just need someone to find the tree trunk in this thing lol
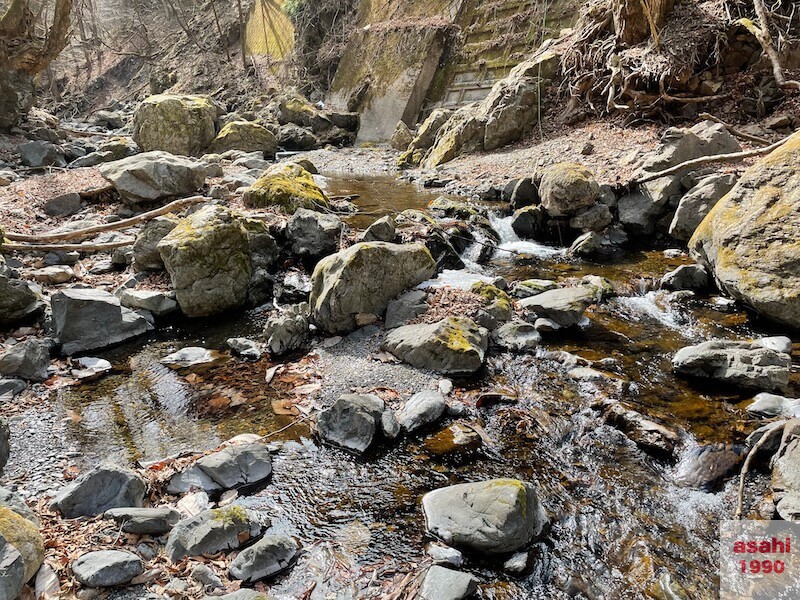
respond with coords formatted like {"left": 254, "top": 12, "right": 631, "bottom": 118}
{"left": 612, "top": 0, "right": 673, "bottom": 46}
{"left": 0, "top": 0, "right": 74, "bottom": 129}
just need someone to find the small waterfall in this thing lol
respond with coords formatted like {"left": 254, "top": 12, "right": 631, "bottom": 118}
{"left": 612, "top": 290, "right": 694, "bottom": 334}
{"left": 489, "top": 214, "right": 567, "bottom": 259}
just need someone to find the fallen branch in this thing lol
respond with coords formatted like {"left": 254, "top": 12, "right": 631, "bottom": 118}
{"left": 2, "top": 240, "right": 135, "bottom": 253}
{"left": 740, "top": 1, "right": 800, "bottom": 91}
{"left": 635, "top": 137, "right": 789, "bottom": 183}
{"left": 699, "top": 112, "right": 772, "bottom": 146}
{"left": 736, "top": 420, "right": 787, "bottom": 520}
{"left": 4, "top": 196, "right": 209, "bottom": 243}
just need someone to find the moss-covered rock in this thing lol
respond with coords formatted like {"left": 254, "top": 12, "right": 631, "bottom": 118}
{"left": 311, "top": 242, "right": 436, "bottom": 334}
{"left": 243, "top": 163, "right": 328, "bottom": 212}
{"left": 690, "top": 130, "right": 800, "bottom": 328}
{"left": 133, "top": 94, "right": 218, "bottom": 156}
{"left": 0, "top": 507, "right": 44, "bottom": 581}
{"left": 158, "top": 205, "right": 252, "bottom": 317}
{"left": 381, "top": 316, "right": 489, "bottom": 375}
{"left": 422, "top": 104, "right": 486, "bottom": 169}
{"left": 538, "top": 162, "right": 600, "bottom": 217}
{"left": 208, "top": 120, "right": 277, "bottom": 156}
{"left": 428, "top": 197, "right": 481, "bottom": 220}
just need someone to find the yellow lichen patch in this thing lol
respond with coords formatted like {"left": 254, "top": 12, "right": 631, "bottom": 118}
{"left": 243, "top": 162, "right": 328, "bottom": 212}
{"left": 0, "top": 507, "right": 44, "bottom": 581}
{"left": 209, "top": 120, "right": 277, "bottom": 155}
{"left": 211, "top": 505, "right": 249, "bottom": 526}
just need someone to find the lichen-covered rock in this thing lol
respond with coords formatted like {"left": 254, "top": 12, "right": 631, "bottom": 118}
{"left": 99, "top": 151, "right": 207, "bottom": 204}
{"left": 390, "top": 121, "right": 414, "bottom": 151}
{"left": 422, "top": 479, "right": 547, "bottom": 554}
{"left": 311, "top": 242, "right": 436, "bottom": 334}
{"left": 243, "top": 162, "right": 328, "bottom": 212}
{"left": 158, "top": 205, "right": 252, "bottom": 317}
{"left": 133, "top": 94, "right": 218, "bottom": 156}
{"left": 165, "top": 507, "right": 269, "bottom": 561}
{"left": 209, "top": 121, "right": 278, "bottom": 156}
{"left": 398, "top": 109, "right": 452, "bottom": 168}
{"left": 422, "top": 105, "right": 485, "bottom": 169}
{"left": 0, "top": 507, "right": 45, "bottom": 582}
{"left": 381, "top": 316, "right": 489, "bottom": 375}
{"left": 538, "top": 163, "right": 600, "bottom": 217}
{"left": 690, "top": 131, "right": 800, "bottom": 328}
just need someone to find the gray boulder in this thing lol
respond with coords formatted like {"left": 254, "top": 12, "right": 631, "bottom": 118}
{"left": 669, "top": 173, "right": 737, "bottom": 240}
{"left": 362, "top": 216, "right": 396, "bottom": 242}
{"left": 311, "top": 242, "right": 436, "bottom": 334}
{"left": 18, "top": 141, "right": 66, "bottom": 168}
{"left": 99, "top": 151, "right": 206, "bottom": 204}
{"left": 195, "top": 442, "right": 272, "bottom": 490}
{"left": 0, "top": 487, "right": 38, "bottom": 524}
{"left": 72, "top": 550, "right": 144, "bottom": 587}
{"left": 660, "top": 264, "right": 709, "bottom": 291}
{"left": 385, "top": 290, "right": 428, "bottom": 329}
{"left": 491, "top": 320, "right": 541, "bottom": 352}
{"left": 158, "top": 205, "right": 252, "bottom": 317}
{"left": 672, "top": 340, "right": 791, "bottom": 391}
{"left": 118, "top": 289, "right": 178, "bottom": 316}
{"left": 422, "top": 479, "right": 547, "bottom": 554}
{"left": 228, "top": 534, "right": 299, "bottom": 583}
{"left": 396, "top": 391, "right": 446, "bottom": 433}
{"left": 51, "top": 288, "right": 153, "bottom": 355}
{"left": 0, "top": 275, "right": 44, "bottom": 328}
{"left": 747, "top": 393, "right": 800, "bottom": 418}
{"left": 382, "top": 317, "right": 488, "bottom": 375}
{"left": 43, "top": 192, "right": 82, "bottom": 217}
{"left": 317, "top": 394, "right": 385, "bottom": 454}
{"left": 166, "top": 507, "right": 269, "bottom": 561}
{"left": 288, "top": 208, "right": 343, "bottom": 259}
{"left": 538, "top": 163, "right": 600, "bottom": 217}
{"left": 0, "top": 534, "right": 26, "bottom": 600}
{"left": 419, "top": 566, "right": 479, "bottom": 600}
{"left": 0, "top": 338, "right": 50, "bottom": 381}
{"left": 569, "top": 202, "right": 613, "bottom": 231}
{"left": 104, "top": 507, "right": 181, "bottom": 534}
{"left": 510, "top": 205, "right": 545, "bottom": 239}
{"left": 569, "top": 227, "right": 628, "bottom": 258}
{"left": 264, "top": 304, "right": 310, "bottom": 355}
{"left": 50, "top": 463, "right": 147, "bottom": 518}
{"left": 166, "top": 465, "right": 223, "bottom": 495}
{"left": 133, "top": 216, "right": 179, "bottom": 272}
{"left": 227, "top": 337, "right": 262, "bottom": 360}
{"left": 518, "top": 286, "right": 598, "bottom": 328}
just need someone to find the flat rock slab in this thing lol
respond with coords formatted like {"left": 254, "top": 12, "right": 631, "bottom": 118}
{"left": 422, "top": 478, "right": 547, "bottom": 554}
{"left": 50, "top": 463, "right": 147, "bottom": 519}
{"left": 104, "top": 507, "right": 181, "bottom": 534}
{"left": 228, "top": 534, "right": 299, "bottom": 583}
{"left": 165, "top": 507, "right": 270, "bottom": 561}
{"left": 419, "top": 565, "right": 479, "bottom": 600}
{"left": 72, "top": 550, "right": 144, "bottom": 587}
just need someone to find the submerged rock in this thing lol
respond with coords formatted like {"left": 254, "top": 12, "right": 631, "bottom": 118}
{"left": 165, "top": 507, "right": 269, "bottom": 561}
{"left": 672, "top": 339, "right": 790, "bottom": 391}
{"left": 99, "top": 151, "right": 207, "bottom": 204}
{"left": 227, "top": 337, "right": 262, "bottom": 360}
{"left": 228, "top": 534, "right": 299, "bottom": 583}
{"left": 382, "top": 317, "right": 489, "bottom": 375}
{"left": 52, "top": 288, "right": 153, "bottom": 355}
{"left": 317, "top": 394, "right": 385, "bottom": 454}
{"left": 418, "top": 565, "right": 479, "bottom": 600}
{"left": 690, "top": 130, "right": 800, "bottom": 328}
{"left": 673, "top": 444, "right": 744, "bottom": 492}
{"left": 602, "top": 403, "right": 682, "bottom": 458}
{"left": 422, "top": 478, "right": 547, "bottom": 554}
{"left": 158, "top": 205, "right": 252, "bottom": 317}
{"left": 161, "top": 347, "right": 228, "bottom": 370}
{"left": 50, "top": 463, "right": 147, "bottom": 518}
{"left": 311, "top": 242, "right": 436, "bottom": 334}
{"left": 72, "top": 550, "right": 144, "bottom": 587}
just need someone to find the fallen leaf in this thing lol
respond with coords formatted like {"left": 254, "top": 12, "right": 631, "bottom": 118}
{"left": 293, "top": 383, "right": 322, "bottom": 396}
{"left": 265, "top": 365, "right": 281, "bottom": 384}
{"left": 272, "top": 399, "right": 300, "bottom": 416}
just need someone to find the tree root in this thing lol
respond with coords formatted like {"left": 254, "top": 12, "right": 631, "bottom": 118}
{"left": 735, "top": 420, "right": 787, "bottom": 520}
{"left": 741, "top": 0, "right": 800, "bottom": 92}
{"left": 698, "top": 112, "right": 772, "bottom": 146}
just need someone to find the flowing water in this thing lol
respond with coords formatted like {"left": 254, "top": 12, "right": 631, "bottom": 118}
{"left": 50, "top": 175, "right": 799, "bottom": 599}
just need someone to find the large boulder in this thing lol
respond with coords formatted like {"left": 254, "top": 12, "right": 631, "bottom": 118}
{"left": 0, "top": 275, "right": 44, "bottom": 328}
{"left": 228, "top": 534, "right": 299, "bottom": 583}
{"left": 243, "top": 162, "right": 328, "bottom": 212}
{"left": 317, "top": 394, "right": 385, "bottom": 454}
{"left": 381, "top": 317, "right": 489, "bottom": 376}
{"left": 669, "top": 173, "right": 737, "bottom": 241}
{"left": 690, "top": 131, "right": 800, "bottom": 328}
{"left": 288, "top": 209, "right": 343, "bottom": 259}
{"left": 72, "top": 550, "right": 144, "bottom": 587}
{"left": 50, "top": 463, "right": 147, "bottom": 519}
{"left": 98, "top": 151, "right": 207, "bottom": 204}
{"left": 52, "top": 288, "right": 153, "bottom": 355}
{"left": 422, "top": 479, "right": 547, "bottom": 554}
{"left": 0, "top": 338, "right": 50, "bottom": 382}
{"left": 672, "top": 340, "right": 791, "bottom": 392}
{"left": 158, "top": 205, "right": 253, "bottom": 317}
{"left": 208, "top": 120, "right": 278, "bottom": 156}
{"left": 0, "top": 507, "right": 45, "bottom": 583}
{"left": 538, "top": 163, "right": 600, "bottom": 217}
{"left": 398, "top": 109, "right": 452, "bottom": 167}
{"left": 310, "top": 242, "right": 436, "bottom": 334}
{"left": 165, "top": 507, "right": 269, "bottom": 561}
{"left": 133, "top": 94, "right": 218, "bottom": 156}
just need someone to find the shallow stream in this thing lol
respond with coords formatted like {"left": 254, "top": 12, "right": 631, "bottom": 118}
{"left": 43, "top": 174, "right": 800, "bottom": 598}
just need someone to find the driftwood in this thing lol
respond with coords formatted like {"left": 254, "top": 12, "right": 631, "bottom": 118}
{"left": 740, "top": 0, "right": 800, "bottom": 91}
{"left": 4, "top": 196, "right": 208, "bottom": 243}
{"left": 699, "top": 112, "right": 772, "bottom": 146}
{"left": 634, "top": 137, "right": 789, "bottom": 184}
{"left": 2, "top": 240, "right": 135, "bottom": 253}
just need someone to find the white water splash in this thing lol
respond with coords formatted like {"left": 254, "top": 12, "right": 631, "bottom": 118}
{"left": 489, "top": 214, "right": 567, "bottom": 259}
{"left": 612, "top": 291, "right": 694, "bottom": 333}
{"left": 418, "top": 269, "right": 493, "bottom": 290}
